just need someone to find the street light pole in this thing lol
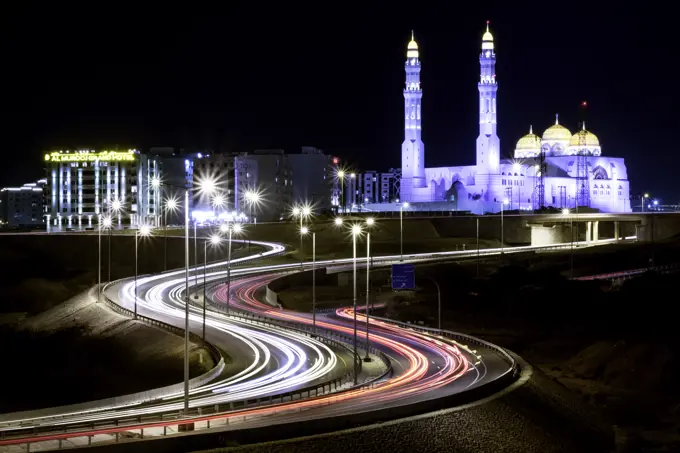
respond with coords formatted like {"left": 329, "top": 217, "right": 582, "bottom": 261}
{"left": 570, "top": 214, "right": 574, "bottom": 279}
{"left": 364, "top": 230, "right": 370, "bottom": 360}
{"left": 203, "top": 240, "right": 207, "bottom": 340}
{"left": 108, "top": 213, "right": 112, "bottom": 284}
{"left": 299, "top": 215, "right": 303, "bottom": 266}
{"left": 226, "top": 228, "right": 233, "bottom": 316}
{"left": 352, "top": 226, "right": 358, "bottom": 385}
{"left": 312, "top": 232, "right": 316, "bottom": 334}
{"left": 193, "top": 220, "right": 198, "bottom": 298}
{"left": 134, "top": 228, "right": 138, "bottom": 319}
{"left": 183, "top": 189, "right": 190, "bottom": 420}
{"left": 500, "top": 201, "right": 506, "bottom": 255}
{"left": 341, "top": 178, "right": 344, "bottom": 214}
{"left": 476, "top": 217, "right": 480, "bottom": 277}
{"left": 98, "top": 214, "right": 101, "bottom": 303}
{"left": 164, "top": 207, "right": 168, "bottom": 271}
{"left": 400, "top": 207, "right": 403, "bottom": 261}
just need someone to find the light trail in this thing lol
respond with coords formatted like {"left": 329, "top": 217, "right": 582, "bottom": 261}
{"left": 0, "top": 235, "right": 597, "bottom": 448}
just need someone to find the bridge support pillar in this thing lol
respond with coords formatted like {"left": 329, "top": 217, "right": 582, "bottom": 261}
{"left": 614, "top": 221, "right": 620, "bottom": 241}
{"left": 586, "top": 221, "right": 592, "bottom": 244}
{"left": 593, "top": 221, "right": 600, "bottom": 242}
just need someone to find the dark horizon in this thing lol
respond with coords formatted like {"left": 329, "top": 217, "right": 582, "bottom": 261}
{"left": 1, "top": 5, "right": 675, "bottom": 201}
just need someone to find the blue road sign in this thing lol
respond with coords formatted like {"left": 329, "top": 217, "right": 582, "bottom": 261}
{"left": 392, "top": 263, "right": 415, "bottom": 290}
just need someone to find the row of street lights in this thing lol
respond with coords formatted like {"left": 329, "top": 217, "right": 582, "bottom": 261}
{"left": 96, "top": 174, "right": 253, "bottom": 426}
{"left": 294, "top": 203, "right": 375, "bottom": 384}
{"left": 335, "top": 170, "right": 356, "bottom": 214}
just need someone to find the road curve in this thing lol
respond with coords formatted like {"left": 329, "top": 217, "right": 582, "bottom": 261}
{"left": 1, "top": 237, "right": 613, "bottom": 450}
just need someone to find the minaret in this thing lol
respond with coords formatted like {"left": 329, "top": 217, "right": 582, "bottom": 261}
{"left": 400, "top": 31, "right": 426, "bottom": 202}
{"left": 475, "top": 21, "right": 500, "bottom": 174}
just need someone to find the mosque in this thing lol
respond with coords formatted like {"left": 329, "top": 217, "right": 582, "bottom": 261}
{"left": 392, "top": 24, "right": 632, "bottom": 213}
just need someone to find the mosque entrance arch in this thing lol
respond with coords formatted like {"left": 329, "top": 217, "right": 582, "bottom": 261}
{"left": 445, "top": 180, "right": 467, "bottom": 211}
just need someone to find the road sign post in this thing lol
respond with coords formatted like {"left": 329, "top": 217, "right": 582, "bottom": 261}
{"left": 392, "top": 263, "right": 415, "bottom": 290}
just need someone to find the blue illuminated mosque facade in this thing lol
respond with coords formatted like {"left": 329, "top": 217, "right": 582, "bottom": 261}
{"left": 395, "top": 24, "right": 632, "bottom": 213}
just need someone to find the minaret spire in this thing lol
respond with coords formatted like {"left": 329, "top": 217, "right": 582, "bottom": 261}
{"left": 555, "top": 113, "right": 559, "bottom": 125}
{"left": 400, "top": 30, "right": 426, "bottom": 202}
{"left": 476, "top": 21, "right": 500, "bottom": 174}
{"left": 529, "top": 125, "right": 533, "bottom": 134}
{"left": 582, "top": 121, "right": 586, "bottom": 131}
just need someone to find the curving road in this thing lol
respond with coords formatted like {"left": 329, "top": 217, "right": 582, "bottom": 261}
{"left": 0, "top": 236, "right": 625, "bottom": 451}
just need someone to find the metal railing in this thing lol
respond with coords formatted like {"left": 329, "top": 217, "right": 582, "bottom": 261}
{"left": 0, "top": 276, "right": 391, "bottom": 447}
{"left": 0, "top": 238, "right": 548, "bottom": 449}
{"left": 368, "top": 314, "right": 518, "bottom": 377}
{"left": 574, "top": 262, "right": 680, "bottom": 281}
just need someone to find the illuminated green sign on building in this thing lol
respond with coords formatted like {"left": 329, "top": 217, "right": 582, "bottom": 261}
{"left": 44, "top": 150, "right": 138, "bottom": 163}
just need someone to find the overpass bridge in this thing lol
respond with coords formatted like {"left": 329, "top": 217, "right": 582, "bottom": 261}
{"left": 330, "top": 211, "right": 680, "bottom": 247}
{"left": 525, "top": 212, "right": 644, "bottom": 246}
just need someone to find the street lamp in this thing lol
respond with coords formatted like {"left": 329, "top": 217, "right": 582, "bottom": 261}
{"left": 350, "top": 223, "right": 362, "bottom": 384}
{"left": 98, "top": 212, "right": 102, "bottom": 303}
{"left": 334, "top": 217, "right": 343, "bottom": 226}
{"left": 164, "top": 196, "right": 180, "bottom": 271}
{"left": 337, "top": 170, "right": 346, "bottom": 214}
{"left": 182, "top": 188, "right": 191, "bottom": 423}
{"left": 157, "top": 183, "right": 193, "bottom": 421}
{"left": 292, "top": 204, "right": 313, "bottom": 263}
{"left": 220, "top": 222, "right": 243, "bottom": 315}
{"left": 500, "top": 198, "right": 509, "bottom": 255}
{"left": 151, "top": 177, "right": 162, "bottom": 228}
{"left": 299, "top": 226, "right": 317, "bottom": 333}
{"left": 202, "top": 234, "right": 222, "bottom": 340}
{"left": 642, "top": 193, "right": 649, "bottom": 212}
{"left": 212, "top": 193, "right": 226, "bottom": 212}
{"left": 364, "top": 217, "right": 375, "bottom": 361}
{"left": 562, "top": 208, "right": 574, "bottom": 279}
{"left": 400, "top": 202, "right": 410, "bottom": 261}
{"left": 107, "top": 199, "right": 122, "bottom": 283}
{"left": 476, "top": 217, "right": 480, "bottom": 277}
{"left": 349, "top": 173, "right": 356, "bottom": 213}
{"left": 194, "top": 177, "right": 218, "bottom": 296}
{"left": 244, "top": 190, "right": 261, "bottom": 223}
{"left": 134, "top": 225, "right": 152, "bottom": 320}
{"left": 103, "top": 216, "right": 113, "bottom": 283}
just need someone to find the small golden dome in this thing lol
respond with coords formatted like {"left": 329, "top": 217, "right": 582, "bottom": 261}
{"left": 482, "top": 21, "right": 493, "bottom": 41}
{"left": 542, "top": 115, "right": 571, "bottom": 141}
{"left": 408, "top": 30, "right": 418, "bottom": 50}
{"left": 516, "top": 126, "right": 541, "bottom": 150}
{"left": 570, "top": 127, "right": 600, "bottom": 147}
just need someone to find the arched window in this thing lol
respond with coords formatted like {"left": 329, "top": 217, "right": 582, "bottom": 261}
{"left": 592, "top": 166, "right": 608, "bottom": 180}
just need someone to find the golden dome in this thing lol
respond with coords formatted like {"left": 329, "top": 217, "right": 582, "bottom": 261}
{"left": 570, "top": 126, "right": 600, "bottom": 147}
{"left": 408, "top": 30, "right": 418, "bottom": 50}
{"left": 542, "top": 115, "right": 571, "bottom": 141}
{"left": 482, "top": 21, "right": 493, "bottom": 41}
{"left": 516, "top": 126, "right": 541, "bottom": 150}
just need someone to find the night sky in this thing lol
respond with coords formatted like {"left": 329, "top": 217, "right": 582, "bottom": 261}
{"left": 1, "top": 4, "right": 675, "bottom": 201}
